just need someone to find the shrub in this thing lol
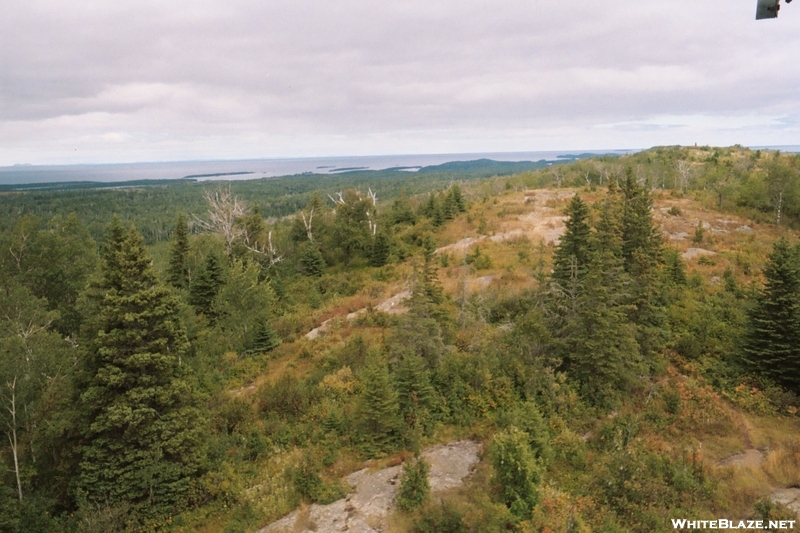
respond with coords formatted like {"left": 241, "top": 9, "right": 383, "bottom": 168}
{"left": 489, "top": 428, "right": 542, "bottom": 520}
{"left": 413, "top": 501, "right": 467, "bottom": 533}
{"left": 397, "top": 457, "right": 431, "bottom": 512}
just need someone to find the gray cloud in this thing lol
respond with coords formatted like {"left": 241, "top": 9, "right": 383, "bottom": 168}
{"left": 2, "top": 0, "right": 800, "bottom": 164}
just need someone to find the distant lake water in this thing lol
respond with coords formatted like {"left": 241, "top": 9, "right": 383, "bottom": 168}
{"left": 0, "top": 151, "right": 636, "bottom": 186}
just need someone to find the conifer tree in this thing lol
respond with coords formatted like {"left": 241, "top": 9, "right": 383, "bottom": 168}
{"left": 663, "top": 249, "right": 687, "bottom": 286}
{"left": 189, "top": 254, "right": 223, "bottom": 318}
{"left": 396, "top": 456, "right": 430, "bottom": 511}
{"left": 76, "top": 221, "right": 204, "bottom": 522}
{"left": 420, "top": 234, "right": 444, "bottom": 305}
{"left": 369, "top": 233, "right": 390, "bottom": 267}
{"left": 357, "top": 357, "right": 402, "bottom": 457}
{"left": 299, "top": 243, "right": 325, "bottom": 277}
{"left": 421, "top": 193, "right": 438, "bottom": 219}
{"left": 396, "top": 353, "right": 436, "bottom": 432}
{"left": 249, "top": 320, "right": 282, "bottom": 355}
{"left": 448, "top": 184, "right": 466, "bottom": 213}
{"left": 442, "top": 192, "right": 459, "bottom": 221}
{"left": 552, "top": 195, "right": 592, "bottom": 287}
{"left": 620, "top": 167, "right": 667, "bottom": 357}
{"left": 552, "top": 250, "right": 642, "bottom": 405}
{"left": 742, "top": 238, "right": 800, "bottom": 390}
{"left": 595, "top": 181, "right": 624, "bottom": 257}
{"left": 621, "top": 167, "right": 662, "bottom": 273}
{"left": 168, "top": 213, "right": 190, "bottom": 289}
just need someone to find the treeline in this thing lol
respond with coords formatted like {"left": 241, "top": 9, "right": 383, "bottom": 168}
{"left": 523, "top": 146, "right": 800, "bottom": 228}
{"left": 0, "top": 159, "right": 549, "bottom": 245}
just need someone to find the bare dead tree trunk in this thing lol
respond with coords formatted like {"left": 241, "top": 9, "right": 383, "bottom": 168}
{"left": 676, "top": 160, "right": 692, "bottom": 191}
{"left": 194, "top": 187, "right": 247, "bottom": 256}
{"left": 300, "top": 208, "right": 315, "bottom": 242}
{"left": 5, "top": 377, "right": 23, "bottom": 502}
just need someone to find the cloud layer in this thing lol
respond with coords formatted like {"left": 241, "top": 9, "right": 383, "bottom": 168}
{"left": 2, "top": 0, "right": 799, "bottom": 164}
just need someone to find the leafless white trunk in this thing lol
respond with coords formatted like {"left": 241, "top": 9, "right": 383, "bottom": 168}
{"left": 676, "top": 160, "right": 692, "bottom": 191}
{"left": 328, "top": 192, "right": 345, "bottom": 205}
{"left": 194, "top": 188, "right": 247, "bottom": 256}
{"left": 243, "top": 231, "right": 284, "bottom": 267}
{"left": 300, "top": 208, "right": 315, "bottom": 242}
{"left": 8, "top": 228, "right": 30, "bottom": 273}
{"left": 5, "top": 377, "right": 22, "bottom": 502}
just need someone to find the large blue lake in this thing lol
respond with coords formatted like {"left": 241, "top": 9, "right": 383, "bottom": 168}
{"left": 0, "top": 150, "right": 635, "bottom": 186}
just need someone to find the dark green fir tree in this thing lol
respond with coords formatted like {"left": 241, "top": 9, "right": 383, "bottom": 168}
{"left": 552, "top": 194, "right": 593, "bottom": 287}
{"left": 357, "top": 357, "right": 402, "bottom": 457}
{"left": 189, "top": 254, "right": 223, "bottom": 318}
{"left": 369, "top": 233, "right": 391, "bottom": 267}
{"left": 299, "top": 243, "right": 325, "bottom": 277}
{"left": 448, "top": 184, "right": 466, "bottom": 213}
{"left": 555, "top": 251, "right": 642, "bottom": 406}
{"left": 742, "top": 238, "right": 800, "bottom": 390}
{"left": 76, "top": 221, "right": 205, "bottom": 522}
{"left": 168, "top": 213, "right": 190, "bottom": 289}
{"left": 249, "top": 320, "right": 282, "bottom": 355}
{"left": 395, "top": 353, "right": 436, "bottom": 434}
{"left": 621, "top": 167, "right": 662, "bottom": 274}
{"left": 620, "top": 167, "right": 667, "bottom": 357}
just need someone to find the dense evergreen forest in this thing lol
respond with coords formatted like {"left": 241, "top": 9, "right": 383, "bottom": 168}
{"left": 2, "top": 145, "right": 800, "bottom": 532}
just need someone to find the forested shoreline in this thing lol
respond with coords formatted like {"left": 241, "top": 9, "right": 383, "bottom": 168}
{"left": 2, "top": 145, "right": 800, "bottom": 532}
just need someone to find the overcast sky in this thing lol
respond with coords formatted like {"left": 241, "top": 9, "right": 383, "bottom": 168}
{"left": 1, "top": 0, "right": 799, "bottom": 165}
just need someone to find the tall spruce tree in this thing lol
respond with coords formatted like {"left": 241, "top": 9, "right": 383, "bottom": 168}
{"left": 420, "top": 234, "right": 444, "bottom": 305}
{"left": 552, "top": 195, "right": 593, "bottom": 287}
{"left": 369, "top": 233, "right": 390, "bottom": 267}
{"left": 742, "top": 238, "right": 800, "bottom": 390}
{"left": 249, "top": 320, "right": 282, "bottom": 355}
{"left": 299, "top": 243, "right": 325, "bottom": 277}
{"left": 620, "top": 167, "right": 667, "bottom": 357}
{"left": 553, "top": 250, "right": 642, "bottom": 405}
{"left": 76, "top": 221, "right": 204, "bottom": 522}
{"left": 189, "top": 254, "right": 223, "bottom": 318}
{"left": 357, "top": 357, "right": 402, "bottom": 457}
{"left": 621, "top": 167, "right": 662, "bottom": 274}
{"left": 168, "top": 213, "right": 190, "bottom": 289}
{"left": 396, "top": 353, "right": 436, "bottom": 434}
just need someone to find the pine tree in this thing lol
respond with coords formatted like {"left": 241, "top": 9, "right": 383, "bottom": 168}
{"left": 620, "top": 167, "right": 667, "bottom": 357}
{"left": 448, "top": 184, "right": 466, "bottom": 213}
{"left": 299, "top": 243, "right": 325, "bottom": 277}
{"left": 621, "top": 167, "right": 662, "bottom": 274}
{"left": 663, "top": 248, "right": 687, "bottom": 286}
{"left": 552, "top": 195, "right": 593, "bottom": 287}
{"left": 357, "top": 357, "right": 402, "bottom": 457}
{"left": 369, "top": 233, "right": 390, "bottom": 267}
{"left": 595, "top": 181, "right": 624, "bottom": 257}
{"left": 168, "top": 213, "right": 190, "bottom": 289}
{"left": 249, "top": 321, "right": 281, "bottom": 355}
{"left": 742, "top": 238, "right": 800, "bottom": 390}
{"left": 553, "top": 251, "right": 642, "bottom": 405}
{"left": 189, "top": 254, "right": 223, "bottom": 317}
{"left": 76, "top": 222, "right": 204, "bottom": 522}
{"left": 420, "top": 234, "right": 444, "bottom": 305}
{"left": 442, "top": 193, "right": 458, "bottom": 220}
{"left": 396, "top": 354, "right": 436, "bottom": 433}
{"left": 396, "top": 456, "right": 431, "bottom": 511}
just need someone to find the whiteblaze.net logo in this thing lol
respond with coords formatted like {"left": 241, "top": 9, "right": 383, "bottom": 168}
{"left": 672, "top": 519, "right": 796, "bottom": 530}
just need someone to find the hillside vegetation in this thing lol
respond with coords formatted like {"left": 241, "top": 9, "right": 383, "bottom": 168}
{"left": 1, "top": 146, "right": 800, "bottom": 532}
